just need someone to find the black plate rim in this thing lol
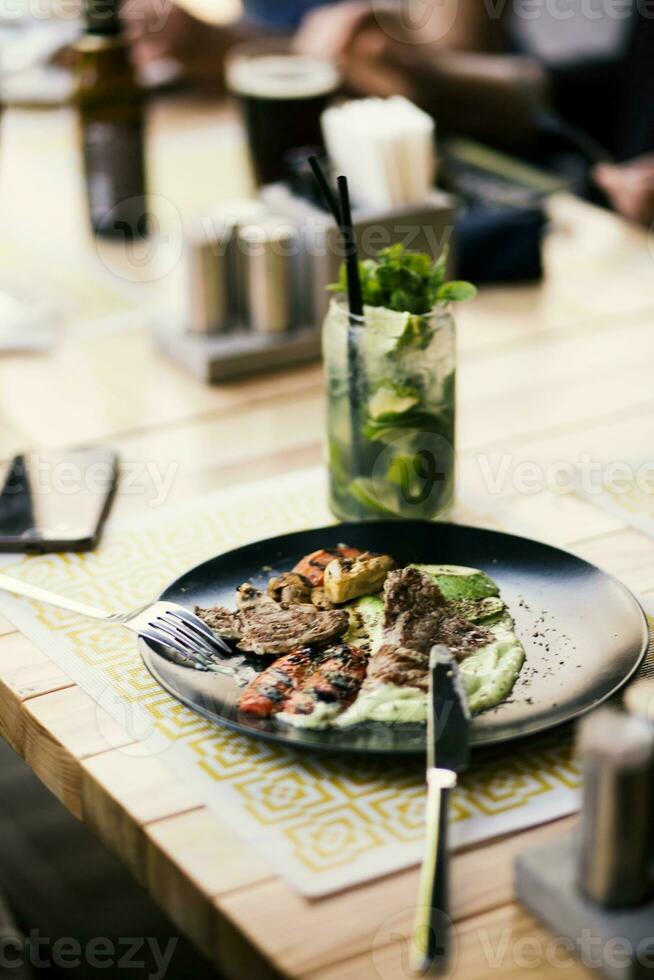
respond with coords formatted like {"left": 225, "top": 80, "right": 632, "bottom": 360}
{"left": 140, "top": 519, "right": 650, "bottom": 755}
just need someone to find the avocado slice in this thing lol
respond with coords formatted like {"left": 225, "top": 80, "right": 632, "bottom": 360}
{"left": 410, "top": 563, "right": 499, "bottom": 601}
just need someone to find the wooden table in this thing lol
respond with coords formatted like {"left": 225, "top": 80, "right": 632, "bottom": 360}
{"left": 1, "top": 96, "right": 654, "bottom": 980}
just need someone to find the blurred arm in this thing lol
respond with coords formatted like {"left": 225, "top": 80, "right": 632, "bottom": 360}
{"left": 295, "top": 0, "right": 508, "bottom": 60}
{"left": 122, "top": 0, "right": 258, "bottom": 88}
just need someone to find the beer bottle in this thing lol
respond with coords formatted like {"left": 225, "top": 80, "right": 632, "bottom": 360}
{"left": 74, "top": 0, "right": 148, "bottom": 238}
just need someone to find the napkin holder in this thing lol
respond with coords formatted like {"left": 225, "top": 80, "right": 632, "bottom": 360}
{"left": 154, "top": 186, "right": 456, "bottom": 383}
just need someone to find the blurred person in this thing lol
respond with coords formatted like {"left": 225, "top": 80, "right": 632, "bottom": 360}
{"left": 123, "top": 0, "right": 654, "bottom": 226}
{"left": 122, "top": 0, "right": 491, "bottom": 90}
{"left": 297, "top": 0, "right": 654, "bottom": 226}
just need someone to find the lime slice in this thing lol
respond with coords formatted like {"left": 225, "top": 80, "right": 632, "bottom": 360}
{"left": 368, "top": 385, "right": 420, "bottom": 421}
{"left": 348, "top": 478, "right": 399, "bottom": 517}
{"left": 364, "top": 305, "right": 411, "bottom": 338}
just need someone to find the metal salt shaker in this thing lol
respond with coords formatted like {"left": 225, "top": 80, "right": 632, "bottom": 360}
{"left": 186, "top": 201, "right": 269, "bottom": 334}
{"left": 185, "top": 216, "right": 233, "bottom": 335}
{"left": 239, "top": 219, "right": 298, "bottom": 335}
{"left": 577, "top": 705, "right": 654, "bottom": 907}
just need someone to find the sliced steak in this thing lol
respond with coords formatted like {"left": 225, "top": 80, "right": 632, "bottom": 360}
{"left": 239, "top": 599, "right": 349, "bottom": 656}
{"left": 366, "top": 644, "right": 430, "bottom": 691}
{"left": 361, "top": 568, "right": 491, "bottom": 692}
{"left": 382, "top": 567, "right": 490, "bottom": 658}
{"left": 195, "top": 605, "right": 243, "bottom": 641}
{"left": 197, "top": 583, "right": 347, "bottom": 656}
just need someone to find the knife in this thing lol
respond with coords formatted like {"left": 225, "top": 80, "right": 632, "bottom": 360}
{"left": 412, "top": 644, "right": 471, "bottom": 974}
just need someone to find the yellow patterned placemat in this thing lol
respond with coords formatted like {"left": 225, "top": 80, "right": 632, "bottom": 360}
{"left": 0, "top": 468, "right": 592, "bottom": 896}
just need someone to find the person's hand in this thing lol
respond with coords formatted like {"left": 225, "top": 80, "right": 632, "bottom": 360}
{"left": 121, "top": 0, "right": 240, "bottom": 88}
{"left": 294, "top": 0, "right": 374, "bottom": 59}
{"left": 593, "top": 157, "right": 654, "bottom": 226}
{"left": 295, "top": 3, "right": 422, "bottom": 99}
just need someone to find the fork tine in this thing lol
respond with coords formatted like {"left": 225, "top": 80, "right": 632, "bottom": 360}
{"left": 172, "top": 607, "right": 231, "bottom": 650}
{"left": 149, "top": 619, "right": 214, "bottom": 669}
{"left": 165, "top": 615, "right": 224, "bottom": 662}
{"left": 172, "top": 608, "right": 232, "bottom": 654}
{"left": 173, "top": 616, "right": 231, "bottom": 659}
{"left": 140, "top": 625, "right": 204, "bottom": 664}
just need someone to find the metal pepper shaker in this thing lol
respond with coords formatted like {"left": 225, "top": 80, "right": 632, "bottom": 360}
{"left": 624, "top": 677, "right": 654, "bottom": 886}
{"left": 239, "top": 219, "right": 298, "bottom": 335}
{"left": 186, "top": 200, "right": 269, "bottom": 334}
{"left": 577, "top": 705, "right": 654, "bottom": 908}
{"left": 185, "top": 217, "right": 233, "bottom": 335}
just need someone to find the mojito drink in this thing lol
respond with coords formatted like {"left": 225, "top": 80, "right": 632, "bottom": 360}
{"left": 323, "top": 299, "right": 457, "bottom": 521}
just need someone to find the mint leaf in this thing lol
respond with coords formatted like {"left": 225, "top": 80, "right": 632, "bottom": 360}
{"left": 327, "top": 244, "right": 475, "bottom": 314}
{"left": 436, "top": 281, "right": 477, "bottom": 302}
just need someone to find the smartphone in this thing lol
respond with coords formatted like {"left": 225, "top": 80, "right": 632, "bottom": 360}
{"left": 0, "top": 447, "right": 118, "bottom": 552}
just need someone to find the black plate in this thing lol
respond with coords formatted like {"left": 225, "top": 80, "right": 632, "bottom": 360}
{"left": 139, "top": 521, "right": 649, "bottom": 755}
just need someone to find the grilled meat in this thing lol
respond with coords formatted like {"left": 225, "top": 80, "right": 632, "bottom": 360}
{"left": 382, "top": 567, "right": 490, "bottom": 657}
{"left": 360, "top": 568, "right": 491, "bottom": 692}
{"left": 366, "top": 645, "right": 430, "bottom": 691}
{"left": 282, "top": 644, "right": 368, "bottom": 716}
{"left": 194, "top": 605, "right": 243, "bottom": 641}
{"left": 197, "top": 582, "right": 348, "bottom": 656}
{"left": 239, "top": 647, "right": 316, "bottom": 716}
{"left": 240, "top": 600, "right": 349, "bottom": 655}
{"left": 292, "top": 545, "right": 366, "bottom": 586}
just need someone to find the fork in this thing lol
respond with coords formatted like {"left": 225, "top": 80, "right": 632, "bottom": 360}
{"left": 0, "top": 572, "right": 230, "bottom": 670}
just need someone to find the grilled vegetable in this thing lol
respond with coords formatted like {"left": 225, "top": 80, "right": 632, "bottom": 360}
{"left": 344, "top": 594, "right": 384, "bottom": 653}
{"left": 323, "top": 553, "right": 395, "bottom": 604}
{"left": 292, "top": 545, "right": 365, "bottom": 586}
{"left": 267, "top": 572, "right": 312, "bottom": 605}
{"left": 239, "top": 647, "right": 316, "bottom": 717}
{"left": 311, "top": 586, "right": 334, "bottom": 609}
{"left": 281, "top": 644, "right": 368, "bottom": 717}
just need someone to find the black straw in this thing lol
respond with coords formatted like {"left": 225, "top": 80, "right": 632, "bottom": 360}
{"left": 308, "top": 155, "right": 341, "bottom": 225}
{"left": 336, "top": 175, "right": 363, "bottom": 318}
{"left": 308, "top": 157, "right": 363, "bottom": 319}
{"left": 308, "top": 157, "right": 364, "bottom": 484}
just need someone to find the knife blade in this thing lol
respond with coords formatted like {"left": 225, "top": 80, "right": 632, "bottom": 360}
{"left": 412, "top": 644, "right": 470, "bottom": 974}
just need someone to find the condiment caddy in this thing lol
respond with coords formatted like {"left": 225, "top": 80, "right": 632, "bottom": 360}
{"left": 154, "top": 185, "right": 455, "bottom": 383}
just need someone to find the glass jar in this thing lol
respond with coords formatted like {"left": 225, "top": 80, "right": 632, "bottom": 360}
{"left": 322, "top": 298, "right": 456, "bottom": 522}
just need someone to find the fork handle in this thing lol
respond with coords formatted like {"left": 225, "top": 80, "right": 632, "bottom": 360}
{"left": 0, "top": 572, "right": 113, "bottom": 621}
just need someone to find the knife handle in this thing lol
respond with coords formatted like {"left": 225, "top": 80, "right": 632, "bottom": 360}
{"left": 412, "top": 768, "right": 457, "bottom": 974}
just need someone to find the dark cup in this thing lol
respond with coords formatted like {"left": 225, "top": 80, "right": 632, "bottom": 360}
{"left": 226, "top": 42, "right": 341, "bottom": 187}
